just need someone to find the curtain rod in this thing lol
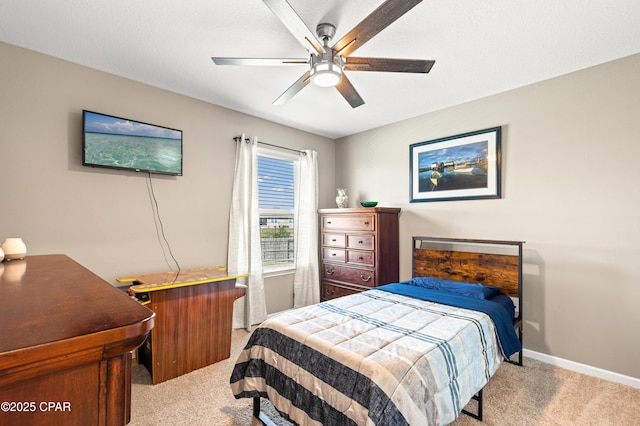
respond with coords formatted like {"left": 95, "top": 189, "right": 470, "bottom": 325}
{"left": 233, "top": 136, "right": 306, "bottom": 156}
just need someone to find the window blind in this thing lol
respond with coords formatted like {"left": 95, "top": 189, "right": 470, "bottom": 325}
{"left": 258, "top": 155, "right": 294, "bottom": 210}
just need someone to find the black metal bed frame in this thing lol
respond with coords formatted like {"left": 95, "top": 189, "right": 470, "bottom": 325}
{"left": 252, "top": 236, "right": 525, "bottom": 424}
{"left": 253, "top": 397, "right": 278, "bottom": 426}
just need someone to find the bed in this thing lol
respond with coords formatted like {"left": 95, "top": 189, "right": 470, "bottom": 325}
{"left": 230, "top": 236, "right": 524, "bottom": 425}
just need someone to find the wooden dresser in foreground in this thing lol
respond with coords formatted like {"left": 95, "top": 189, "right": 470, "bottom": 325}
{"left": 319, "top": 207, "right": 401, "bottom": 301}
{"left": 0, "top": 255, "right": 154, "bottom": 426}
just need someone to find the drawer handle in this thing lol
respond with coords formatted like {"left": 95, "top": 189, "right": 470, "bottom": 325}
{"left": 325, "top": 288, "right": 335, "bottom": 296}
{"left": 325, "top": 267, "right": 335, "bottom": 275}
{"left": 327, "top": 221, "right": 332, "bottom": 224}
{"left": 331, "top": 253, "right": 337, "bottom": 257}
{"left": 363, "top": 221, "right": 369, "bottom": 225}
{"left": 360, "top": 274, "right": 371, "bottom": 282}
{"left": 358, "top": 240, "right": 364, "bottom": 244}
{"left": 331, "top": 238, "right": 337, "bottom": 242}
{"left": 358, "top": 256, "right": 364, "bottom": 260}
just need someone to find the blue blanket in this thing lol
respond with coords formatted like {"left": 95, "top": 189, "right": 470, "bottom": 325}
{"left": 378, "top": 283, "right": 522, "bottom": 358}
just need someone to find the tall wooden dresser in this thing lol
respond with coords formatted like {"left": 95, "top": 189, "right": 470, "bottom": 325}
{"left": 319, "top": 207, "right": 401, "bottom": 301}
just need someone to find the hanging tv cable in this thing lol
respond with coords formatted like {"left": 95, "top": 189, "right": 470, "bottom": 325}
{"left": 146, "top": 171, "right": 181, "bottom": 276}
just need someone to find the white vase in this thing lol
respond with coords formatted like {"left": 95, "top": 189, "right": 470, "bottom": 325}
{"left": 336, "top": 188, "right": 348, "bottom": 208}
{"left": 1, "top": 238, "right": 27, "bottom": 260}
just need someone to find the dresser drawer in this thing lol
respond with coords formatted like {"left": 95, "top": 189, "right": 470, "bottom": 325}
{"left": 321, "top": 282, "right": 361, "bottom": 301}
{"left": 346, "top": 234, "right": 374, "bottom": 250}
{"left": 323, "top": 215, "right": 375, "bottom": 231}
{"left": 322, "top": 233, "right": 346, "bottom": 247}
{"left": 323, "top": 248, "right": 345, "bottom": 262}
{"left": 322, "top": 263, "right": 375, "bottom": 287}
{"left": 347, "top": 250, "right": 374, "bottom": 267}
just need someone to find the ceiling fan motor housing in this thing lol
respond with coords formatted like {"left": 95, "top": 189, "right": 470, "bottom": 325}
{"left": 310, "top": 50, "right": 343, "bottom": 87}
{"left": 310, "top": 23, "right": 343, "bottom": 87}
{"left": 316, "top": 23, "right": 336, "bottom": 41}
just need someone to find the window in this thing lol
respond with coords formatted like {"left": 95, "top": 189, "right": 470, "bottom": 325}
{"left": 257, "top": 150, "right": 297, "bottom": 271}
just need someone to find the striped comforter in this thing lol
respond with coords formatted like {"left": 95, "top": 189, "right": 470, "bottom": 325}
{"left": 230, "top": 287, "right": 506, "bottom": 425}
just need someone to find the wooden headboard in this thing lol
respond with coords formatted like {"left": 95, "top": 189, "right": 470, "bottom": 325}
{"left": 412, "top": 236, "right": 525, "bottom": 365}
{"left": 412, "top": 237, "right": 524, "bottom": 299}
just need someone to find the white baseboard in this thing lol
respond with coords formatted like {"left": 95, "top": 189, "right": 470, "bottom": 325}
{"left": 523, "top": 349, "right": 640, "bottom": 389}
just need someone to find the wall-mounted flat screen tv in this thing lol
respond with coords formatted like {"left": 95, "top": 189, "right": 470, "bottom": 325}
{"left": 83, "top": 110, "right": 183, "bottom": 176}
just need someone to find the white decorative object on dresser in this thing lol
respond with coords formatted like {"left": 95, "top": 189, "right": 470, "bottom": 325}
{"left": 319, "top": 207, "right": 400, "bottom": 301}
{"left": 1, "top": 238, "right": 27, "bottom": 260}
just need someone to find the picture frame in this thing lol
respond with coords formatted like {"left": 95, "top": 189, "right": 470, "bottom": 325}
{"left": 410, "top": 126, "right": 501, "bottom": 202}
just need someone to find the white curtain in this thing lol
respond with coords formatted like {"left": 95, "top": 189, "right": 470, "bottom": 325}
{"left": 293, "top": 149, "right": 320, "bottom": 307}
{"left": 228, "top": 135, "right": 267, "bottom": 330}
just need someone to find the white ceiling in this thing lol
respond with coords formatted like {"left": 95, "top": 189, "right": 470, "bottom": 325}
{"left": 2, "top": 0, "right": 640, "bottom": 139}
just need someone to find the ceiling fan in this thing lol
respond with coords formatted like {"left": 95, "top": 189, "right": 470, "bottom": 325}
{"left": 211, "top": 0, "right": 435, "bottom": 108}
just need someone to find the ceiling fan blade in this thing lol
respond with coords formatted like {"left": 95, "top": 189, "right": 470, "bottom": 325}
{"left": 332, "top": 0, "right": 423, "bottom": 58}
{"left": 212, "top": 57, "right": 308, "bottom": 66}
{"left": 336, "top": 74, "right": 365, "bottom": 108}
{"left": 262, "top": 0, "right": 325, "bottom": 54}
{"left": 273, "top": 71, "right": 311, "bottom": 105}
{"left": 344, "top": 57, "right": 435, "bottom": 73}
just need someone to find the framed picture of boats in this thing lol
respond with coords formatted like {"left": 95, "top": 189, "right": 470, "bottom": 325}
{"left": 410, "top": 126, "right": 502, "bottom": 202}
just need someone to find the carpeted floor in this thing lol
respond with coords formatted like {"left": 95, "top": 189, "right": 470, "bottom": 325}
{"left": 130, "top": 329, "right": 639, "bottom": 425}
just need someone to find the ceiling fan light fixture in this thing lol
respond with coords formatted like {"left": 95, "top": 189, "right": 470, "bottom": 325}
{"left": 311, "top": 61, "right": 342, "bottom": 87}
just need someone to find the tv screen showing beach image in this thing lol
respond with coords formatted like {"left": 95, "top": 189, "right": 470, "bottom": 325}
{"left": 83, "top": 110, "right": 183, "bottom": 176}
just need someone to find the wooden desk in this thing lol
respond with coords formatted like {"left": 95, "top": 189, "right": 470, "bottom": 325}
{"left": 0, "top": 255, "right": 154, "bottom": 426}
{"left": 118, "top": 267, "right": 247, "bottom": 384}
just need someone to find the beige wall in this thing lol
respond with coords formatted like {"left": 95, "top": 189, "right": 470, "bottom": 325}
{"left": 335, "top": 54, "right": 640, "bottom": 379}
{"left": 0, "top": 42, "right": 335, "bottom": 314}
